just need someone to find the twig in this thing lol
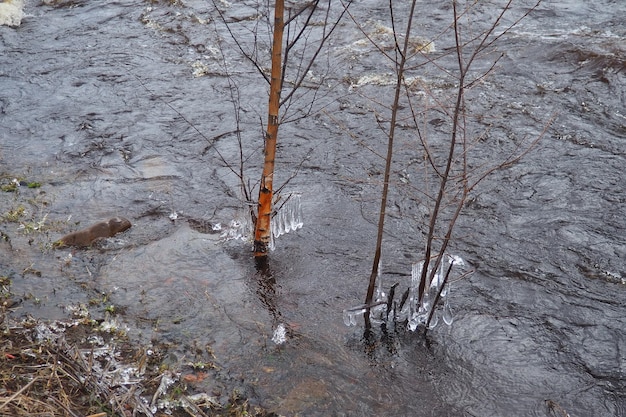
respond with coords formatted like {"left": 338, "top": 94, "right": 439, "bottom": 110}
{"left": 180, "top": 395, "right": 211, "bottom": 417}
{"left": 48, "top": 396, "right": 81, "bottom": 417}
{"left": 364, "top": 0, "right": 419, "bottom": 330}
{"left": 0, "top": 376, "right": 39, "bottom": 411}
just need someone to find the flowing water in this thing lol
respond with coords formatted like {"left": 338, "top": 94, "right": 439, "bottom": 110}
{"left": 1, "top": 1, "right": 625, "bottom": 416}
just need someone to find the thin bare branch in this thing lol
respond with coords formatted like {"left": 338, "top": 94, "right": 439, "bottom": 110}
{"left": 364, "top": 0, "right": 419, "bottom": 328}
{"left": 281, "top": 0, "right": 351, "bottom": 107}
{"left": 211, "top": 0, "right": 271, "bottom": 84}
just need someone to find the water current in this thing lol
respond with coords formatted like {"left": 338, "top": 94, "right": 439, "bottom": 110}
{"left": 1, "top": 1, "right": 625, "bottom": 416}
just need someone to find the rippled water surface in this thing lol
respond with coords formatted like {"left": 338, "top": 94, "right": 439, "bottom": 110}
{"left": 1, "top": 1, "right": 625, "bottom": 416}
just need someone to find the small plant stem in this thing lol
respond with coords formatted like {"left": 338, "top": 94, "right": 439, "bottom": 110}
{"left": 424, "top": 260, "right": 454, "bottom": 332}
{"left": 364, "top": 0, "right": 418, "bottom": 329}
{"left": 418, "top": 0, "right": 467, "bottom": 304}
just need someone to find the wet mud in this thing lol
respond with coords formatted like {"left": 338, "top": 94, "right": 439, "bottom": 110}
{"left": 1, "top": 1, "right": 625, "bottom": 416}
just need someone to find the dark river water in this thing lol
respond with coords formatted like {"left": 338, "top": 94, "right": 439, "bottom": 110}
{"left": 1, "top": 1, "right": 625, "bottom": 416}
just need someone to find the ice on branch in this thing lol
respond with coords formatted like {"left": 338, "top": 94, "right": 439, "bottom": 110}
{"left": 217, "top": 193, "right": 303, "bottom": 248}
{"left": 219, "top": 213, "right": 253, "bottom": 242}
{"left": 269, "top": 193, "right": 304, "bottom": 251}
{"left": 343, "top": 254, "right": 469, "bottom": 332}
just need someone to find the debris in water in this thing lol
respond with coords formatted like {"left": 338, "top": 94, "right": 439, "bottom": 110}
{"left": 192, "top": 60, "right": 211, "bottom": 77}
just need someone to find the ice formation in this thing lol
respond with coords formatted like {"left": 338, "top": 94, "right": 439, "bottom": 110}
{"left": 218, "top": 193, "right": 303, "bottom": 248}
{"left": 343, "top": 254, "right": 465, "bottom": 332}
{"left": 268, "top": 193, "right": 303, "bottom": 250}
{"left": 219, "top": 216, "right": 252, "bottom": 242}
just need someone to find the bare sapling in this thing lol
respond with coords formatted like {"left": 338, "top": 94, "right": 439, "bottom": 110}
{"left": 212, "top": 0, "right": 349, "bottom": 258}
{"left": 360, "top": 0, "right": 419, "bottom": 331}
{"left": 342, "top": 0, "right": 549, "bottom": 333}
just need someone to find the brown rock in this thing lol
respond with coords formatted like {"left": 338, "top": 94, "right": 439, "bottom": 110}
{"left": 56, "top": 217, "right": 131, "bottom": 248}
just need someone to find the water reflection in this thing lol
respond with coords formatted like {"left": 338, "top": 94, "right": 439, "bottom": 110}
{"left": 253, "top": 256, "right": 281, "bottom": 325}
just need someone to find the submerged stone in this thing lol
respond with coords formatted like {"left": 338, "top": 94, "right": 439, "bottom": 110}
{"left": 55, "top": 217, "right": 132, "bottom": 248}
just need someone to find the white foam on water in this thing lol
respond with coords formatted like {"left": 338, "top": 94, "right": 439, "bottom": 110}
{"left": 0, "top": 0, "right": 24, "bottom": 27}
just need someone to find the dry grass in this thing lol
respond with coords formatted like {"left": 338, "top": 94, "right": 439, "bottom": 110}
{"left": 0, "top": 312, "right": 272, "bottom": 417}
{"left": 1, "top": 315, "right": 165, "bottom": 416}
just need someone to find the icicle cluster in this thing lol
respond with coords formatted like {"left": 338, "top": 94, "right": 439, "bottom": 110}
{"left": 343, "top": 254, "right": 463, "bottom": 331}
{"left": 404, "top": 257, "right": 455, "bottom": 331}
{"left": 342, "top": 259, "right": 387, "bottom": 327}
{"left": 269, "top": 193, "right": 303, "bottom": 250}
{"left": 216, "top": 193, "right": 303, "bottom": 248}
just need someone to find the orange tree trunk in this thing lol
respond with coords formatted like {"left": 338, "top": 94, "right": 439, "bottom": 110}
{"left": 254, "top": 0, "right": 284, "bottom": 257}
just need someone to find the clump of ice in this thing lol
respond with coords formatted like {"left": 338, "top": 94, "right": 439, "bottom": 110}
{"left": 271, "top": 323, "right": 287, "bottom": 345}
